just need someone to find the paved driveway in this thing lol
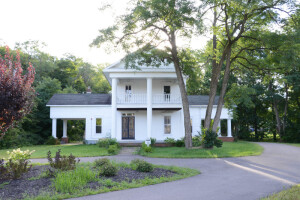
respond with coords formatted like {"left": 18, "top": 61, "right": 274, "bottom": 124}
{"left": 32, "top": 143, "right": 300, "bottom": 200}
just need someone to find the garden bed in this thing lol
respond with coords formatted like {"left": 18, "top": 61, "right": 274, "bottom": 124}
{"left": 0, "top": 162, "right": 198, "bottom": 200}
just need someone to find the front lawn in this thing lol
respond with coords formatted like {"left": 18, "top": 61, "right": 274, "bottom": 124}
{"left": 139, "top": 141, "right": 263, "bottom": 158}
{"left": 287, "top": 143, "right": 300, "bottom": 148}
{"left": 0, "top": 144, "right": 109, "bottom": 159}
{"left": 262, "top": 185, "right": 300, "bottom": 200}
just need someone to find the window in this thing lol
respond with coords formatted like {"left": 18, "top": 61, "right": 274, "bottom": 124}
{"left": 125, "top": 85, "right": 132, "bottom": 102}
{"left": 96, "top": 118, "right": 102, "bottom": 134}
{"left": 164, "top": 116, "right": 171, "bottom": 134}
{"left": 164, "top": 86, "right": 171, "bottom": 101}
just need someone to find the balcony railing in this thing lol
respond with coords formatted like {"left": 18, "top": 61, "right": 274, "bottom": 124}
{"left": 117, "top": 93, "right": 181, "bottom": 104}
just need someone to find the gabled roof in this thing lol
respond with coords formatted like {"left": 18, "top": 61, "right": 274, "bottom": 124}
{"left": 188, "top": 95, "right": 219, "bottom": 105}
{"left": 47, "top": 94, "right": 219, "bottom": 106}
{"left": 47, "top": 94, "right": 111, "bottom": 106}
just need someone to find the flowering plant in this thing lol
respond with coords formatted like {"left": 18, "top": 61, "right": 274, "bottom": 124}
{"left": 7, "top": 148, "right": 35, "bottom": 162}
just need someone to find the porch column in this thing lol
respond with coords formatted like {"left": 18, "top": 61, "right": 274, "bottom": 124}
{"left": 146, "top": 77, "right": 152, "bottom": 145}
{"left": 111, "top": 78, "right": 117, "bottom": 139}
{"left": 63, "top": 120, "right": 67, "bottom": 138}
{"left": 227, "top": 118, "right": 232, "bottom": 137}
{"left": 52, "top": 118, "right": 57, "bottom": 138}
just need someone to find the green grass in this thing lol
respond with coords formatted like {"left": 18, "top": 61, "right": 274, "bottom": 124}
{"left": 139, "top": 141, "right": 263, "bottom": 158}
{"left": 22, "top": 162, "right": 199, "bottom": 200}
{"left": 286, "top": 143, "right": 300, "bottom": 148}
{"left": 0, "top": 144, "right": 109, "bottom": 159}
{"left": 262, "top": 185, "right": 300, "bottom": 200}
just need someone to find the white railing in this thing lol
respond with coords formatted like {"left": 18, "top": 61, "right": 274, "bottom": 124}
{"left": 117, "top": 93, "right": 147, "bottom": 104}
{"left": 117, "top": 93, "right": 181, "bottom": 104}
{"left": 153, "top": 94, "right": 181, "bottom": 104}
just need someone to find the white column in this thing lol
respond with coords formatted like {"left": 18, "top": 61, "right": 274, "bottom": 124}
{"left": 218, "top": 121, "right": 221, "bottom": 136}
{"left": 146, "top": 77, "right": 152, "bottom": 144}
{"left": 52, "top": 118, "right": 57, "bottom": 138}
{"left": 63, "top": 119, "right": 67, "bottom": 138}
{"left": 111, "top": 78, "right": 117, "bottom": 139}
{"left": 199, "top": 118, "right": 202, "bottom": 135}
{"left": 227, "top": 118, "right": 232, "bottom": 137}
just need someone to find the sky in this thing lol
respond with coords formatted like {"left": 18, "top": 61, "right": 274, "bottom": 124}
{"left": 0, "top": 0, "right": 131, "bottom": 65}
{"left": 0, "top": 0, "right": 209, "bottom": 66}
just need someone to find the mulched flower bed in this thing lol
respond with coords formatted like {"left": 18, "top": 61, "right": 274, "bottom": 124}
{"left": 0, "top": 165, "right": 176, "bottom": 200}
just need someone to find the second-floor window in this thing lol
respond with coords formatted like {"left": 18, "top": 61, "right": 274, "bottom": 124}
{"left": 125, "top": 85, "right": 132, "bottom": 102}
{"left": 164, "top": 86, "right": 171, "bottom": 102}
{"left": 164, "top": 116, "right": 171, "bottom": 134}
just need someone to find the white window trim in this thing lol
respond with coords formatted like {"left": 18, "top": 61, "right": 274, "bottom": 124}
{"left": 163, "top": 115, "right": 172, "bottom": 134}
{"left": 94, "top": 115, "right": 104, "bottom": 135}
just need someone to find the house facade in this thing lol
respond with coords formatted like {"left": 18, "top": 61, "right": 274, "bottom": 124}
{"left": 47, "top": 61, "right": 233, "bottom": 144}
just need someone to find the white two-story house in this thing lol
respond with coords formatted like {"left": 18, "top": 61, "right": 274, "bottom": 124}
{"left": 47, "top": 61, "right": 233, "bottom": 144}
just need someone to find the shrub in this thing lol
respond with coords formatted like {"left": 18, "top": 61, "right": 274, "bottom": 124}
{"left": 130, "top": 159, "right": 153, "bottom": 172}
{"left": 94, "top": 158, "right": 110, "bottom": 168}
{"left": 99, "top": 162, "right": 118, "bottom": 177}
{"left": 97, "top": 138, "right": 119, "bottom": 148}
{"left": 175, "top": 138, "right": 185, "bottom": 147}
{"left": 0, "top": 159, "right": 8, "bottom": 180}
{"left": 47, "top": 149, "right": 80, "bottom": 171}
{"left": 54, "top": 166, "right": 97, "bottom": 193}
{"left": 201, "top": 130, "right": 223, "bottom": 149}
{"left": 192, "top": 136, "right": 201, "bottom": 147}
{"left": 164, "top": 137, "right": 176, "bottom": 146}
{"left": 150, "top": 137, "right": 156, "bottom": 147}
{"left": 7, "top": 148, "right": 35, "bottom": 162}
{"left": 141, "top": 142, "right": 152, "bottom": 153}
{"left": 5, "top": 159, "right": 32, "bottom": 179}
{"left": 45, "top": 136, "right": 60, "bottom": 145}
{"left": 108, "top": 144, "right": 119, "bottom": 155}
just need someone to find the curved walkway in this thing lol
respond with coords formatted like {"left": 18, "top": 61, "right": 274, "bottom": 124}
{"left": 32, "top": 143, "right": 300, "bottom": 200}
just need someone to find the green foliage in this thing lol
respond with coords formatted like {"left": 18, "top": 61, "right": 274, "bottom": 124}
{"left": 5, "top": 159, "right": 32, "bottom": 179}
{"left": 150, "top": 137, "right": 156, "bottom": 147}
{"left": 0, "top": 159, "right": 8, "bottom": 180}
{"left": 141, "top": 142, "right": 152, "bottom": 153}
{"left": 7, "top": 148, "right": 35, "bottom": 162}
{"left": 107, "top": 144, "right": 119, "bottom": 155}
{"left": 164, "top": 137, "right": 176, "bottom": 146}
{"left": 192, "top": 136, "right": 201, "bottom": 147}
{"left": 45, "top": 136, "right": 59, "bottom": 145}
{"left": 94, "top": 158, "right": 110, "bottom": 168}
{"left": 201, "top": 130, "right": 223, "bottom": 149}
{"left": 97, "top": 138, "right": 119, "bottom": 148}
{"left": 47, "top": 149, "right": 80, "bottom": 171}
{"left": 99, "top": 162, "right": 118, "bottom": 177}
{"left": 175, "top": 138, "right": 185, "bottom": 147}
{"left": 130, "top": 159, "right": 153, "bottom": 172}
{"left": 53, "top": 166, "right": 97, "bottom": 193}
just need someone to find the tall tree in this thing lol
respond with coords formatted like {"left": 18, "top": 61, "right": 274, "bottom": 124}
{"left": 202, "top": 0, "right": 294, "bottom": 132}
{"left": 91, "top": 0, "right": 202, "bottom": 148}
{"left": 0, "top": 46, "right": 35, "bottom": 137}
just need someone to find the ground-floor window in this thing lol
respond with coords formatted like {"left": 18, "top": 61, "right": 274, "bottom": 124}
{"left": 164, "top": 116, "right": 171, "bottom": 134}
{"left": 96, "top": 118, "right": 102, "bottom": 134}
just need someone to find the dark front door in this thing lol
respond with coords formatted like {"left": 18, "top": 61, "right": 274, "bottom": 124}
{"left": 164, "top": 86, "right": 171, "bottom": 102}
{"left": 122, "top": 116, "right": 135, "bottom": 139}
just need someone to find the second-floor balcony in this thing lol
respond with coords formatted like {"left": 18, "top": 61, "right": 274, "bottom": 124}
{"left": 117, "top": 93, "right": 181, "bottom": 104}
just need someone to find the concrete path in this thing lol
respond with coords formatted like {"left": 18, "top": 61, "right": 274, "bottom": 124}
{"left": 31, "top": 143, "right": 300, "bottom": 200}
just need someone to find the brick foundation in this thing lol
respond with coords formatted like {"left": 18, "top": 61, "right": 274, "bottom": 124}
{"left": 218, "top": 137, "right": 234, "bottom": 142}
{"left": 61, "top": 137, "right": 69, "bottom": 144}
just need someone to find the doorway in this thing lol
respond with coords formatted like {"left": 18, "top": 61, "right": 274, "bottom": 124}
{"left": 122, "top": 115, "right": 135, "bottom": 139}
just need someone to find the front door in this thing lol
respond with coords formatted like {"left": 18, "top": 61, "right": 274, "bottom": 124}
{"left": 122, "top": 116, "right": 135, "bottom": 139}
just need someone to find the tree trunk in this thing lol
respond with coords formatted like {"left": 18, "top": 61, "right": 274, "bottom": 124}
{"left": 273, "top": 100, "right": 282, "bottom": 141}
{"left": 170, "top": 31, "right": 192, "bottom": 149}
{"left": 204, "top": 6, "right": 218, "bottom": 130}
{"left": 282, "top": 81, "right": 288, "bottom": 135}
{"left": 212, "top": 46, "right": 231, "bottom": 132}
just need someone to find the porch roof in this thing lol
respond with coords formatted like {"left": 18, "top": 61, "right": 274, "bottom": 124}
{"left": 46, "top": 94, "right": 219, "bottom": 106}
